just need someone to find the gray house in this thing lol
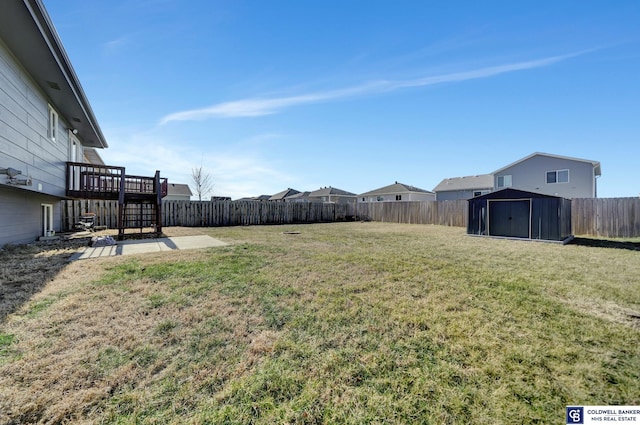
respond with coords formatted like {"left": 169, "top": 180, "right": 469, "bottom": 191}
{"left": 360, "top": 182, "right": 435, "bottom": 203}
{"left": 164, "top": 183, "right": 193, "bottom": 201}
{"left": 493, "top": 152, "right": 601, "bottom": 199}
{"left": 436, "top": 152, "right": 601, "bottom": 201}
{"left": 0, "top": 0, "right": 108, "bottom": 246}
{"left": 433, "top": 174, "right": 493, "bottom": 201}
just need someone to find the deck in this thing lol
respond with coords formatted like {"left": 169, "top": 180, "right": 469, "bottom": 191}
{"left": 66, "top": 162, "right": 167, "bottom": 238}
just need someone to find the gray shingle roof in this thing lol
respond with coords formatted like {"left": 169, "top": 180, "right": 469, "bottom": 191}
{"left": 309, "top": 186, "right": 357, "bottom": 197}
{"left": 433, "top": 174, "right": 494, "bottom": 192}
{"left": 359, "top": 182, "right": 433, "bottom": 197}
{"left": 166, "top": 183, "right": 193, "bottom": 196}
{"left": 269, "top": 188, "right": 300, "bottom": 200}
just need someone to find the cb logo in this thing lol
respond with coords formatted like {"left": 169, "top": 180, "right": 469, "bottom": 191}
{"left": 566, "top": 406, "right": 584, "bottom": 424}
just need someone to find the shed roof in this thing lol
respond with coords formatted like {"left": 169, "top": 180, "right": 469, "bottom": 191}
{"left": 493, "top": 152, "right": 601, "bottom": 176}
{"left": 433, "top": 174, "right": 494, "bottom": 192}
{"left": 360, "top": 182, "right": 433, "bottom": 197}
{"left": 471, "top": 188, "right": 565, "bottom": 201}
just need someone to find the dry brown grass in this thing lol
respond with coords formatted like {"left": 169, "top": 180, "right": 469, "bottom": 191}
{"left": 0, "top": 223, "right": 639, "bottom": 424}
{"left": 0, "top": 227, "right": 203, "bottom": 323}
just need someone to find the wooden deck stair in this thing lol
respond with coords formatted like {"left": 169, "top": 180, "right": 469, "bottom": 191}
{"left": 66, "top": 162, "right": 167, "bottom": 239}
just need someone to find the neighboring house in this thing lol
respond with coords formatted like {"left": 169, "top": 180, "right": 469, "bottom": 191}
{"left": 308, "top": 186, "right": 357, "bottom": 205}
{"left": 359, "top": 182, "right": 436, "bottom": 203}
{"left": 211, "top": 196, "right": 231, "bottom": 201}
{"left": 0, "top": 0, "right": 108, "bottom": 245}
{"left": 269, "top": 188, "right": 300, "bottom": 201}
{"left": 83, "top": 148, "right": 106, "bottom": 166}
{"left": 235, "top": 195, "right": 270, "bottom": 202}
{"left": 493, "top": 152, "right": 601, "bottom": 199}
{"left": 436, "top": 152, "right": 602, "bottom": 201}
{"left": 163, "top": 183, "right": 192, "bottom": 201}
{"left": 433, "top": 174, "right": 494, "bottom": 201}
{"left": 284, "top": 191, "right": 311, "bottom": 203}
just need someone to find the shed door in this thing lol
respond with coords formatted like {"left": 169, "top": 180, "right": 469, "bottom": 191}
{"left": 489, "top": 200, "right": 530, "bottom": 238}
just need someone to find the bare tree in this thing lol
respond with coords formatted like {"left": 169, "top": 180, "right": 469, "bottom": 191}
{"left": 191, "top": 166, "right": 213, "bottom": 201}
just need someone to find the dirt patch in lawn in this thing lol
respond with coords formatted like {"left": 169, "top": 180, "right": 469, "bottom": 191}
{"left": 0, "top": 227, "right": 206, "bottom": 323}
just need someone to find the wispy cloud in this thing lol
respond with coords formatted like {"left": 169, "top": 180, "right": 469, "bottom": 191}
{"left": 100, "top": 131, "right": 294, "bottom": 199}
{"left": 160, "top": 50, "right": 590, "bottom": 124}
{"left": 102, "top": 37, "right": 129, "bottom": 55}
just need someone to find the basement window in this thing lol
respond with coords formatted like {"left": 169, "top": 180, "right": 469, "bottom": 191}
{"left": 546, "top": 169, "right": 569, "bottom": 184}
{"left": 48, "top": 105, "right": 58, "bottom": 143}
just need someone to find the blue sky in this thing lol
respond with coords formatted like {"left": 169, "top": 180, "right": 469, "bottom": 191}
{"left": 44, "top": 0, "right": 640, "bottom": 199}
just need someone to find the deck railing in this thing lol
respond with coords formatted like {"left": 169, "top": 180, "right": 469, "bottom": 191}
{"left": 66, "top": 162, "right": 167, "bottom": 200}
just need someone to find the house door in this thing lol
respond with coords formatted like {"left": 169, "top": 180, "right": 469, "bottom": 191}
{"left": 42, "top": 204, "right": 53, "bottom": 236}
{"left": 69, "top": 132, "right": 81, "bottom": 190}
{"left": 488, "top": 199, "right": 530, "bottom": 238}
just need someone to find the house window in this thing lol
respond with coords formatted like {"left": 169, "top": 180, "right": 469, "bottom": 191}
{"left": 362, "top": 197, "right": 366, "bottom": 202}
{"left": 497, "top": 175, "right": 512, "bottom": 188}
{"left": 377, "top": 196, "right": 384, "bottom": 202}
{"left": 395, "top": 195, "right": 402, "bottom": 201}
{"left": 546, "top": 169, "right": 569, "bottom": 184}
{"left": 473, "top": 191, "right": 482, "bottom": 197}
{"left": 48, "top": 105, "right": 58, "bottom": 143}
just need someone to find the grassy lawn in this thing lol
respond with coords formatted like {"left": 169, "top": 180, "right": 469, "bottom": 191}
{"left": 1, "top": 223, "right": 639, "bottom": 424}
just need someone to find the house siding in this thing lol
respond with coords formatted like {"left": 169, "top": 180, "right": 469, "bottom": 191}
{"left": 436, "top": 189, "right": 490, "bottom": 201}
{"left": 494, "top": 155, "right": 596, "bottom": 199}
{"left": 361, "top": 192, "right": 435, "bottom": 202}
{"left": 0, "top": 186, "right": 62, "bottom": 246}
{"left": 0, "top": 38, "right": 71, "bottom": 199}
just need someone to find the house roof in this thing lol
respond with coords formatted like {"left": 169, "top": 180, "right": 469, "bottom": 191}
{"left": 360, "top": 182, "right": 434, "bottom": 197}
{"left": 269, "top": 188, "right": 300, "bottom": 200}
{"left": 493, "top": 152, "right": 601, "bottom": 176}
{"left": 433, "top": 174, "right": 494, "bottom": 192}
{"left": 0, "top": 0, "right": 108, "bottom": 149}
{"left": 309, "top": 186, "right": 357, "bottom": 197}
{"left": 285, "top": 191, "right": 311, "bottom": 200}
{"left": 166, "top": 183, "right": 193, "bottom": 197}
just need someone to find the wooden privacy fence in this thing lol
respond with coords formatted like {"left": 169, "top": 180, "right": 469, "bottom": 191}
{"left": 62, "top": 197, "right": 640, "bottom": 238}
{"left": 163, "top": 200, "right": 354, "bottom": 226}
{"left": 356, "top": 200, "right": 467, "bottom": 227}
{"left": 572, "top": 197, "right": 640, "bottom": 238}
{"left": 63, "top": 200, "right": 356, "bottom": 229}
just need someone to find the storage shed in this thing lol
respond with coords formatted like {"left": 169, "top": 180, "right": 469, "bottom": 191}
{"left": 467, "top": 188, "right": 572, "bottom": 242}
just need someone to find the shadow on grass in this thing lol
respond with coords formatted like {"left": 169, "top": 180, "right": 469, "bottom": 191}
{"left": 0, "top": 239, "right": 88, "bottom": 324}
{"left": 569, "top": 237, "right": 640, "bottom": 251}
